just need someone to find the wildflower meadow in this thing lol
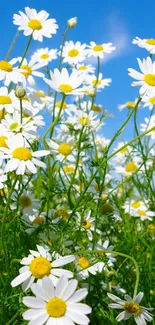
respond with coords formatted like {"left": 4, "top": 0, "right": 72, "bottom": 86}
{"left": 0, "top": 5, "right": 155, "bottom": 325}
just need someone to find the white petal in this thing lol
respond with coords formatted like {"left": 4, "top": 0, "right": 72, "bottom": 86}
{"left": 67, "top": 289, "right": 88, "bottom": 303}
{"left": 28, "top": 313, "right": 49, "bottom": 325}
{"left": 116, "top": 311, "right": 126, "bottom": 322}
{"left": 66, "top": 310, "right": 90, "bottom": 325}
{"left": 23, "top": 309, "right": 46, "bottom": 320}
{"left": 67, "top": 303, "right": 91, "bottom": 314}
{"left": 61, "top": 279, "right": 78, "bottom": 301}
{"left": 134, "top": 292, "right": 144, "bottom": 304}
{"left": 52, "top": 255, "right": 75, "bottom": 267}
{"left": 31, "top": 283, "right": 50, "bottom": 301}
{"left": 23, "top": 297, "right": 46, "bottom": 309}
{"left": 11, "top": 271, "right": 31, "bottom": 287}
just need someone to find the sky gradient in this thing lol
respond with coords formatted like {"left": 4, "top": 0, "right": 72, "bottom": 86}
{"left": 1, "top": 0, "right": 155, "bottom": 140}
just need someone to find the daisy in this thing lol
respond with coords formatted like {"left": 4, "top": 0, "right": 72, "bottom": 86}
{"left": 133, "top": 36, "right": 155, "bottom": 54}
{"left": 85, "top": 72, "right": 111, "bottom": 89}
{"left": 13, "top": 7, "right": 58, "bottom": 42}
{"left": 66, "top": 110, "right": 100, "bottom": 130}
{"left": 68, "top": 17, "right": 77, "bottom": 27}
{"left": 112, "top": 142, "right": 132, "bottom": 163}
{"left": 115, "top": 160, "right": 140, "bottom": 177}
{"left": 128, "top": 57, "right": 155, "bottom": 95}
{"left": 142, "top": 89, "right": 155, "bottom": 110}
{"left": 44, "top": 68, "right": 85, "bottom": 95}
{"left": 76, "top": 210, "right": 102, "bottom": 241}
{"left": 31, "top": 48, "right": 58, "bottom": 65}
{"left": 11, "top": 245, "right": 75, "bottom": 291}
{"left": 123, "top": 199, "right": 148, "bottom": 214}
{"left": 86, "top": 41, "right": 116, "bottom": 59}
{"left": 47, "top": 139, "right": 74, "bottom": 162}
{"left": 18, "top": 57, "right": 44, "bottom": 86}
{"left": 76, "top": 64, "right": 95, "bottom": 74}
{"left": 0, "top": 58, "right": 24, "bottom": 86}
{"left": 0, "top": 87, "right": 16, "bottom": 114}
{"left": 118, "top": 98, "right": 140, "bottom": 111}
{"left": 95, "top": 136, "right": 111, "bottom": 152}
{"left": 22, "top": 275, "right": 91, "bottom": 324}
{"left": 18, "top": 191, "right": 39, "bottom": 215}
{"left": 76, "top": 256, "right": 104, "bottom": 279}
{"left": 1, "top": 111, "right": 37, "bottom": 141}
{"left": 140, "top": 115, "right": 155, "bottom": 140}
{"left": 132, "top": 208, "right": 155, "bottom": 221}
{"left": 0, "top": 134, "right": 49, "bottom": 175}
{"left": 92, "top": 239, "right": 116, "bottom": 267}
{"left": 61, "top": 41, "right": 87, "bottom": 65}
{"left": 27, "top": 87, "right": 53, "bottom": 109}
{"left": 108, "top": 291, "right": 153, "bottom": 324}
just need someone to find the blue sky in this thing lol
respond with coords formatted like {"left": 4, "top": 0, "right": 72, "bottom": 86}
{"left": 1, "top": 0, "right": 155, "bottom": 140}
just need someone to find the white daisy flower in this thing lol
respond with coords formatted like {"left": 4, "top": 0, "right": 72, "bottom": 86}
{"left": 44, "top": 68, "right": 85, "bottom": 95}
{"left": 95, "top": 136, "right": 111, "bottom": 151}
{"left": 76, "top": 64, "right": 95, "bottom": 74}
{"left": 76, "top": 210, "right": 102, "bottom": 241}
{"left": 1, "top": 111, "right": 37, "bottom": 141}
{"left": 128, "top": 57, "right": 155, "bottom": 95}
{"left": 68, "top": 17, "right": 77, "bottom": 27}
{"left": 142, "top": 89, "right": 155, "bottom": 110}
{"left": 115, "top": 160, "right": 140, "bottom": 177}
{"left": 123, "top": 199, "right": 148, "bottom": 214}
{"left": 86, "top": 41, "right": 116, "bottom": 59}
{"left": 61, "top": 41, "right": 87, "bottom": 64}
{"left": 133, "top": 37, "right": 155, "bottom": 54}
{"left": 0, "top": 87, "right": 16, "bottom": 114}
{"left": 140, "top": 115, "right": 155, "bottom": 140}
{"left": 132, "top": 208, "right": 155, "bottom": 221}
{"left": 18, "top": 57, "right": 44, "bottom": 87}
{"left": 118, "top": 98, "right": 140, "bottom": 111}
{"left": 11, "top": 245, "right": 75, "bottom": 291}
{"left": 108, "top": 291, "right": 153, "bottom": 324}
{"left": 47, "top": 139, "right": 74, "bottom": 162}
{"left": 0, "top": 134, "right": 49, "bottom": 175}
{"left": 22, "top": 275, "right": 91, "bottom": 324}
{"left": 85, "top": 72, "right": 111, "bottom": 89}
{"left": 89, "top": 239, "right": 116, "bottom": 267}
{"left": 31, "top": 47, "right": 58, "bottom": 66}
{"left": 0, "top": 59, "right": 24, "bottom": 86}
{"left": 76, "top": 256, "right": 104, "bottom": 279}
{"left": 66, "top": 110, "right": 100, "bottom": 130}
{"left": 13, "top": 7, "right": 58, "bottom": 42}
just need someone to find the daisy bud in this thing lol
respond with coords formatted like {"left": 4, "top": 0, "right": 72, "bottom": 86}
{"left": 15, "top": 86, "right": 26, "bottom": 99}
{"left": 68, "top": 17, "right": 77, "bottom": 28}
{"left": 88, "top": 88, "right": 96, "bottom": 97}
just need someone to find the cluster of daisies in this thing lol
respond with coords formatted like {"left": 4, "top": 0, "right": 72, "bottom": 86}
{"left": 0, "top": 6, "right": 154, "bottom": 325}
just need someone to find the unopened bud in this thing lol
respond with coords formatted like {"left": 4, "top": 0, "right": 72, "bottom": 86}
{"left": 88, "top": 88, "right": 96, "bottom": 97}
{"left": 15, "top": 86, "right": 26, "bottom": 99}
{"left": 68, "top": 17, "right": 77, "bottom": 28}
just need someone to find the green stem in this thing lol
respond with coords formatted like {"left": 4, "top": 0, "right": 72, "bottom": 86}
{"left": 1, "top": 176, "right": 18, "bottom": 272}
{"left": 6, "top": 309, "right": 20, "bottom": 325}
{"left": 18, "top": 34, "right": 33, "bottom": 67}
{"left": 43, "top": 94, "right": 66, "bottom": 147}
{"left": 58, "top": 27, "right": 70, "bottom": 71}
{"left": 5, "top": 30, "right": 20, "bottom": 61}
{"left": 20, "top": 99, "right": 23, "bottom": 124}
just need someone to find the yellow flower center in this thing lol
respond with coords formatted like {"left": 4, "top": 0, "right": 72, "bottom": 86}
{"left": 92, "top": 105, "right": 101, "bottom": 112}
{"left": 32, "top": 216, "right": 45, "bottom": 225}
{"left": 149, "top": 97, "right": 155, "bottom": 105}
{"left": 148, "top": 224, "right": 155, "bottom": 230}
{"left": 0, "top": 60, "right": 12, "bottom": 72}
{"left": 46, "top": 298, "right": 66, "bottom": 317}
{"left": 58, "top": 143, "right": 71, "bottom": 156}
{"left": 144, "top": 74, "right": 155, "bottom": 86}
{"left": 125, "top": 162, "right": 138, "bottom": 173}
{"left": 56, "top": 100, "right": 67, "bottom": 109}
{"left": 124, "top": 302, "right": 141, "bottom": 315}
{"left": 40, "top": 53, "right": 50, "bottom": 59}
{"left": 30, "top": 257, "right": 51, "bottom": 278}
{"left": 0, "top": 96, "right": 12, "bottom": 105}
{"left": 12, "top": 147, "right": 32, "bottom": 161}
{"left": 138, "top": 210, "right": 146, "bottom": 216}
{"left": 146, "top": 39, "right": 155, "bottom": 45}
{"left": 119, "top": 148, "right": 128, "bottom": 154}
{"left": 131, "top": 201, "right": 141, "bottom": 209}
{"left": 78, "top": 257, "right": 90, "bottom": 269}
{"left": 126, "top": 101, "right": 135, "bottom": 108}
{"left": 0, "top": 136, "right": 8, "bottom": 148}
{"left": 58, "top": 84, "right": 73, "bottom": 93}
{"left": 93, "top": 45, "right": 104, "bottom": 51}
{"left": 63, "top": 164, "right": 74, "bottom": 173}
{"left": 10, "top": 122, "right": 19, "bottom": 131}
{"left": 98, "top": 250, "right": 105, "bottom": 257}
{"left": 28, "top": 19, "right": 42, "bottom": 30}
{"left": 21, "top": 65, "right": 32, "bottom": 77}
{"left": 19, "top": 195, "right": 32, "bottom": 208}
{"left": 68, "top": 49, "right": 79, "bottom": 57}
{"left": 82, "top": 219, "right": 91, "bottom": 229}
{"left": 92, "top": 79, "right": 101, "bottom": 86}
{"left": 79, "top": 116, "right": 90, "bottom": 126}
{"left": 78, "top": 65, "right": 87, "bottom": 70}
{"left": 57, "top": 209, "right": 69, "bottom": 220}
{"left": 35, "top": 91, "right": 46, "bottom": 98}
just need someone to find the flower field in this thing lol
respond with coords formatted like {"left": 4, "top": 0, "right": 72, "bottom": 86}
{"left": 0, "top": 6, "right": 155, "bottom": 325}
